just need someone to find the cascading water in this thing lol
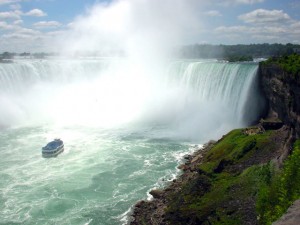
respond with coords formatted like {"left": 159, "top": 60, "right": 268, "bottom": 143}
{"left": 0, "top": 58, "right": 264, "bottom": 225}
{"left": 169, "top": 61, "right": 262, "bottom": 120}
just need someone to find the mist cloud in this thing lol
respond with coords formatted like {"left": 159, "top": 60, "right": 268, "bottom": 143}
{"left": 61, "top": 0, "right": 204, "bottom": 59}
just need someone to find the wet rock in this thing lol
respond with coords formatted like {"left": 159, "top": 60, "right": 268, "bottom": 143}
{"left": 260, "top": 118, "right": 283, "bottom": 130}
{"left": 135, "top": 200, "right": 145, "bottom": 208}
{"left": 260, "top": 63, "right": 300, "bottom": 137}
{"left": 177, "top": 164, "right": 189, "bottom": 171}
{"left": 149, "top": 189, "right": 164, "bottom": 199}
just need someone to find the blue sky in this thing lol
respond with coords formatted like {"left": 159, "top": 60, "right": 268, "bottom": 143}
{"left": 0, "top": 0, "right": 299, "bottom": 52}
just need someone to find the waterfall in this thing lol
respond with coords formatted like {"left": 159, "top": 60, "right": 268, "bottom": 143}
{"left": 0, "top": 59, "right": 114, "bottom": 94}
{"left": 165, "top": 61, "right": 264, "bottom": 126}
{"left": 0, "top": 58, "right": 265, "bottom": 141}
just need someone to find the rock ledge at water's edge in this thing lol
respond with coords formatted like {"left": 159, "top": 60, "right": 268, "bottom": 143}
{"left": 129, "top": 125, "right": 294, "bottom": 225}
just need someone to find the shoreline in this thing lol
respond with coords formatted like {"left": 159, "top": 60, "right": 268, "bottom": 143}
{"left": 128, "top": 140, "right": 216, "bottom": 224}
{"left": 128, "top": 123, "right": 296, "bottom": 225}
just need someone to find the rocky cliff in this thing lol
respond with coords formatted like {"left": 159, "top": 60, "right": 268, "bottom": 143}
{"left": 259, "top": 60, "right": 300, "bottom": 138}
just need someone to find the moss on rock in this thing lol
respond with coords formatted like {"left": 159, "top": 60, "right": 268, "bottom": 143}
{"left": 164, "top": 127, "right": 292, "bottom": 225}
{"left": 130, "top": 126, "right": 295, "bottom": 225}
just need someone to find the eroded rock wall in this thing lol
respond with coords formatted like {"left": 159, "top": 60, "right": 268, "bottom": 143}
{"left": 259, "top": 63, "right": 300, "bottom": 137}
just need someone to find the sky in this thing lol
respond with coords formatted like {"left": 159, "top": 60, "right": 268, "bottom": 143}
{"left": 0, "top": 0, "right": 299, "bottom": 53}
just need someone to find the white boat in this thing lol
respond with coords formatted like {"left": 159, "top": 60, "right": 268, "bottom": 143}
{"left": 42, "top": 139, "right": 64, "bottom": 158}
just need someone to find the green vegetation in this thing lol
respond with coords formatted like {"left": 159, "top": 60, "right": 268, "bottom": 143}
{"left": 165, "top": 129, "right": 279, "bottom": 224}
{"left": 199, "top": 129, "right": 274, "bottom": 174}
{"left": 164, "top": 128, "right": 300, "bottom": 224}
{"left": 2, "top": 43, "right": 299, "bottom": 60}
{"left": 178, "top": 43, "right": 300, "bottom": 59}
{"left": 225, "top": 55, "right": 253, "bottom": 62}
{"left": 0, "top": 51, "right": 56, "bottom": 59}
{"left": 256, "top": 140, "right": 300, "bottom": 224}
{"left": 0, "top": 52, "right": 15, "bottom": 59}
{"left": 262, "top": 53, "right": 300, "bottom": 75}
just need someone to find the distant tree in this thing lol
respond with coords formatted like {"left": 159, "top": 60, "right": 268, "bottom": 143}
{"left": 177, "top": 43, "right": 300, "bottom": 59}
{"left": 262, "top": 53, "right": 300, "bottom": 76}
{"left": 1, "top": 52, "right": 14, "bottom": 59}
{"left": 33, "top": 53, "right": 46, "bottom": 59}
{"left": 19, "top": 52, "right": 31, "bottom": 57}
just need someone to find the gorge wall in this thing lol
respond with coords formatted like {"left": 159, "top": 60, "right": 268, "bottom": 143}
{"left": 260, "top": 61, "right": 300, "bottom": 138}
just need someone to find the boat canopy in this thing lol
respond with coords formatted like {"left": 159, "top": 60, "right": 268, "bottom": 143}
{"left": 43, "top": 139, "right": 63, "bottom": 150}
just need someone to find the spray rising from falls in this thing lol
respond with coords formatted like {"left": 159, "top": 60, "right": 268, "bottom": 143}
{"left": 0, "top": 59, "right": 264, "bottom": 141}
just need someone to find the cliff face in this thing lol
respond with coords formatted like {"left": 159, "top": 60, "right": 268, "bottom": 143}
{"left": 259, "top": 63, "right": 300, "bottom": 137}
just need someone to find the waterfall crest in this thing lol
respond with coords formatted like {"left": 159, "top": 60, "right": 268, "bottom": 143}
{"left": 0, "top": 59, "right": 264, "bottom": 140}
{"left": 166, "top": 61, "right": 263, "bottom": 126}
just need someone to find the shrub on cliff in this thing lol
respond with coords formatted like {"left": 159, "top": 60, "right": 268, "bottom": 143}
{"left": 225, "top": 55, "right": 253, "bottom": 62}
{"left": 262, "top": 54, "right": 300, "bottom": 76}
{"left": 165, "top": 128, "right": 279, "bottom": 224}
{"left": 256, "top": 140, "right": 300, "bottom": 225}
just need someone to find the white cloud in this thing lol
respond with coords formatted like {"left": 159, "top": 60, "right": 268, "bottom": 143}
{"left": 0, "top": 0, "right": 297, "bottom": 52}
{"left": 215, "top": 25, "right": 289, "bottom": 35}
{"left": 0, "top": 28, "right": 62, "bottom": 52}
{"left": 25, "top": 9, "right": 47, "bottom": 17}
{"left": 234, "top": 0, "right": 264, "bottom": 4}
{"left": 214, "top": 15, "right": 300, "bottom": 44}
{"left": 230, "top": 8, "right": 296, "bottom": 42}
{"left": 0, "top": 21, "right": 15, "bottom": 29}
{"left": 251, "top": 34, "right": 279, "bottom": 41}
{"left": 290, "top": 22, "right": 300, "bottom": 36}
{"left": 0, "top": 8, "right": 46, "bottom": 21}
{"left": 14, "top": 27, "right": 41, "bottom": 35}
{"left": 9, "top": 3, "right": 21, "bottom": 10}
{"left": 290, "top": 21, "right": 300, "bottom": 29}
{"left": 0, "top": 6, "right": 62, "bottom": 52}
{"left": 215, "top": 25, "right": 247, "bottom": 33}
{"left": 0, "top": 10, "right": 21, "bottom": 19}
{"left": 33, "top": 21, "right": 62, "bottom": 29}
{"left": 0, "top": 0, "right": 20, "bottom": 5}
{"left": 215, "top": 0, "right": 264, "bottom": 6}
{"left": 67, "top": 22, "right": 74, "bottom": 28}
{"left": 1, "top": 27, "right": 41, "bottom": 47}
{"left": 1, "top": 32, "right": 41, "bottom": 46}
{"left": 205, "top": 10, "right": 222, "bottom": 17}
{"left": 239, "top": 9, "right": 291, "bottom": 23}
{"left": 47, "top": 30, "right": 66, "bottom": 36}
{"left": 13, "top": 19, "right": 23, "bottom": 25}
{"left": 2, "top": 33, "right": 28, "bottom": 39}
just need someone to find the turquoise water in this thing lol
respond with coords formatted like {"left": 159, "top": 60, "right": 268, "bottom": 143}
{"left": 0, "top": 125, "right": 192, "bottom": 225}
{"left": 0, "top": 59, "right": 263, "bottom": 224}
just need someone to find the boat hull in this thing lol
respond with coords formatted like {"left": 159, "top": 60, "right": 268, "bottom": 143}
{"left": 42, "top": 145, "right": 64, "bottom": 158}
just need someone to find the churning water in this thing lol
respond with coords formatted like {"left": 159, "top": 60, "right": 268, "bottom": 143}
{"left": 0, "top": 58, "right": 264, "bottom": 224}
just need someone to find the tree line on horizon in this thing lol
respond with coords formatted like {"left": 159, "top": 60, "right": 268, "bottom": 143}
{"left": 176, "top": 43, "right": 300, "bottom": 60}
{"left": 1, "top": 43, "right": 299, "bottom": 61}
{"left": 0, "top": 52, "right": 57, "bottom": 60}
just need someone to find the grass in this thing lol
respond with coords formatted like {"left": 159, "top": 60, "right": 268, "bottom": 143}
{"left": 256, "top": 140, "right": 300, "bottom": 224}
{"left": 199, "top": 129, "right": 274, "bottom": 174}
{"left": 165, "top": 128, "right": 279, "bottom": 224}
{"left": 164, "top": 128, "right": 300, "bottom": 224}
